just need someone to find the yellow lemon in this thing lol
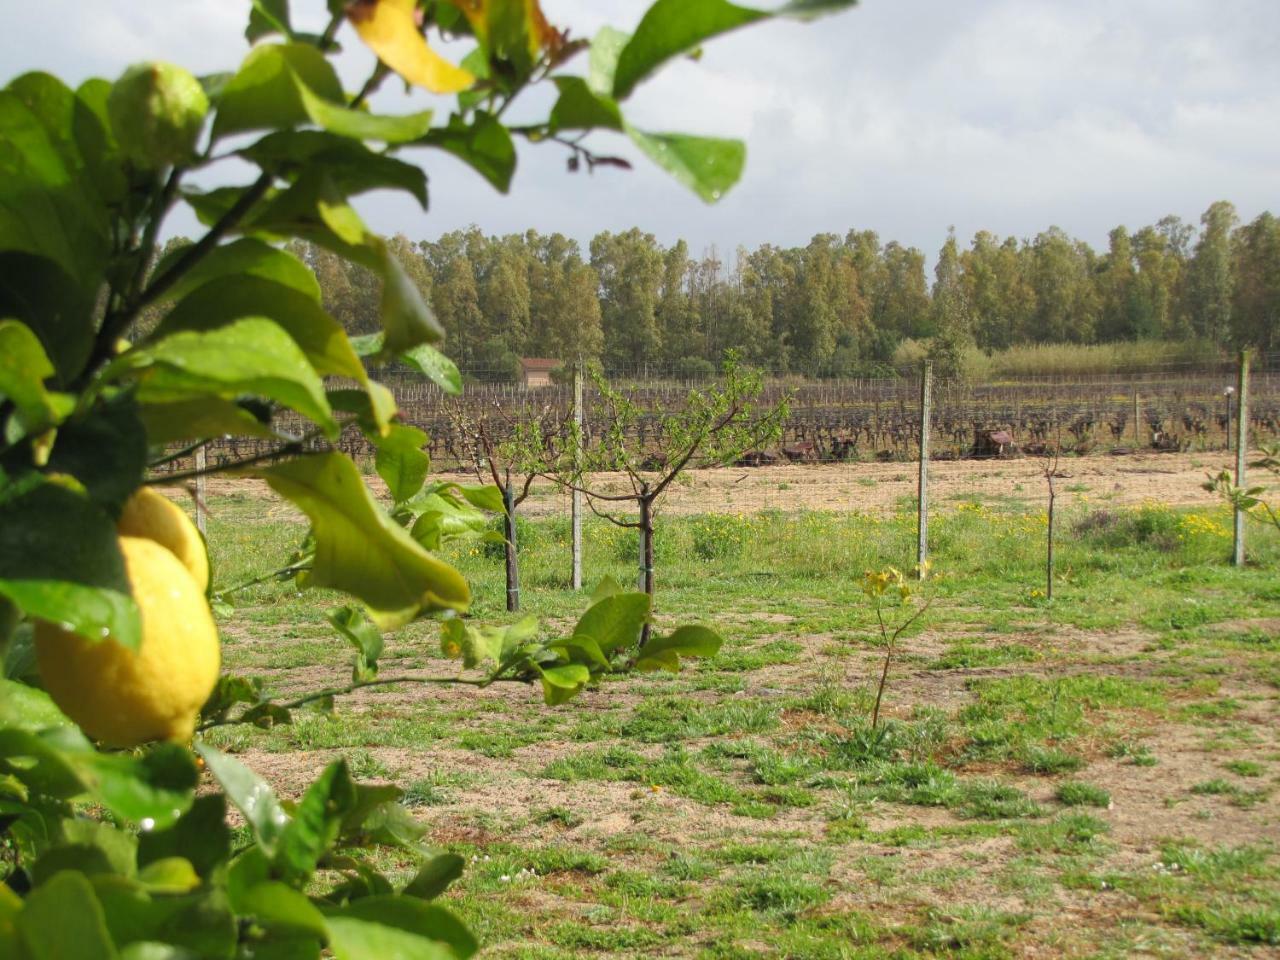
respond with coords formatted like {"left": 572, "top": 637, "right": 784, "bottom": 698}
{"left": 35, "top": 536, "right": 220, "bottom": 747}
{"left": 117, "top": 486, "right": 209, "bottom": 592}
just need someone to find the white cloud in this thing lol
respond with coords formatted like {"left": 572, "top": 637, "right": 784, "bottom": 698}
{"left": 5, "top": 0, "right": 1276, "bottom": 260}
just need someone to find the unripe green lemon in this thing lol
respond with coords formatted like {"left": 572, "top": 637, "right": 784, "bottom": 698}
{"left": 117, "top": 487, "right": 209, "bottom": 592}
{"left": 35, "top": 536, "right": 220, "bottom": 747}
{"left": 108, "top": 61, "right": 208, "bottom": 168}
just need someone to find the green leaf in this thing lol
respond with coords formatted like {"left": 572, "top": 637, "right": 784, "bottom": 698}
{"left": 0, "top": 727, "right": 88, "bottom": 800}
{"left": 572, "top": 592, "right": 650, "bottom": 655}
{"left": 257, "top": 452, "right": 470, "bottom": 622}
{"left": 339, "top": 783, "right": 405, "bottom": 838}
{"left": 590, "top": 576, "right": 623, "bottom": 603}
{"left": 587, "top": 26, "right": 629, "bottom": 97}
{"left": 548, "top": 77, "right": 623, "bottom": 132}
{"left": 121, "top": 317, "right": 338, "bottom": 439}
{"left": 154, "top": 237, "right": 322, "bottom": 304}
{"left": 136, "top": 857, "right": 200, "bottom": 894}
{"left": 196, "top": 744, "right": 289, "bottom": 857}
{"left": 612, "top": 0, "right": 857, "bottom": 100}
{"left": 34, "top": 817, "right": 137, "bottom": 884}
{"left": 380, "top": 246, "right": 445, "bottom": 355}
{"left": 0, "top": 319, "right": 69, "bottom": 439}
{"left": 634, "top": 624, "right": 722, "bottom": 672}
{"left": 156, "top": 276, "right": 367, "bottom": 382}
{"left": 350, "top": 801, "right": 428, "bottom": 849}
{"left": 625, "top": 126, "right": 745, "bottom": 203}
{"left": 327, "top": 381, "right": 399, "bottom": 437}
{"left": 400, "top": 343, "right": 462, "bottom": 395}
{"left": 212, "top": 42, "right": 343, "bottom": 138}
{"left": 44, "top": 396, "right": 148, "bottom": 513}
{"left": 419, "top": 112, "right": 515, "bottom": 193}
{"left": 0, "top": 482, "right": 140, "bottom": 649}
{"left": 73, "top": 741, "right": 198, "bottom": 830}
{"left": 407, "top": 485, "right": 489, "bottom": 548}
{"left": 440, "top": 620, "right": 498, "bottom": 670}
{"left": 137, "top": 795, "right": 231, "bottom": 879}
{"left": 375, "top": 424, "right": 430, "bottom": 505}
{"left": 138, "top": 396, "right": 284, "bottom": 445}
{"left": 243, "top": 170, "right": 380, "bottom": 270}
{"left": 0, "top": 75, "right": 112, "bottom": 293}
{"left": 325, "top": 897, "right": 477, "bottom": 960}
{"left": 234, "top": 881, "right": 328, "bottom": 940}
{"left": 276, "top": 759, "right": 356, "bottom": 883}
{"left": 329, "top": 605, "right": 385, "bottom": 682}
{"left": 295, "top": 80, "right": 434, "bottom": 143}
{"left": 17, "top": 869, "right": 119, "bottom": 960}
{"left": 613, "top": 0, "right": 762, "bottom": 99}
{"left": 350, "top": 334, "right": 460, "bottom": 395}
{"left": 402, "top": 854, "right": 465, "bottom": 901}
{"left": 537, "top": 663, "right": 591, "bottom": 706}
{"left": 0, "top": 678, "right": 71, "bottom": 731}
{"left": 119, "top": 943, "right": 204, "bottom": 960}
{"left": 0, "top": 253, "right": 96, "bottom": 384}
{"left": 240, "top": 130, "right": 429, "bottom": 209}
{"left": 93, "top": 876, "right": 237, "bottom": 958}
{"left": 248, "top": 0, "right": 293, "bottom": 42}
{"left": 456, "top": 484, "right": 504, "bottom": 514}
{"left": 13, "top": 72, "right": 123, "bottom": 211}
{"left": 548, "top": 634, "right": 608, "bottom": 668}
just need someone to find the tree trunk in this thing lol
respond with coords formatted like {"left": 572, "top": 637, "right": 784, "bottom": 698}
{"left": 1046, "top": 477, "right": 1055, "bottom": 602}
{"left": 638, "top": 493, "right": 654, "bottom": 648}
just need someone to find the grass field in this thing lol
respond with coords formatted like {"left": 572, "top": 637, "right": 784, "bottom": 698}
{"left": 199, "top": 482, "right": 1280, "bottom": 958}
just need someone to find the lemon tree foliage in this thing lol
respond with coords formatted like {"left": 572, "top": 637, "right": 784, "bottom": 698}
{"left": 0, "top": 1, "right": 858, "bottom": 955}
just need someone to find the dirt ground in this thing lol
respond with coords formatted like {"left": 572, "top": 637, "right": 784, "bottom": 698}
{"left": 197, "top": 449, "right": 1238, "bottom": 519}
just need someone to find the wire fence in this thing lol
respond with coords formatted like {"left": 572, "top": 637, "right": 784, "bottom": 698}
{"left": 152, "top": 366, "right": 1278, "bottom": 483}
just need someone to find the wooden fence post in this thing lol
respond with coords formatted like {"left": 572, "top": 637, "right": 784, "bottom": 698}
{"left": 917, "top": 360, "right": 932, "bottom": 579}
{"left": 1233, "top": 350, "right": 1251, "bottom": 567}
{"left": 503, "top": 482, "right": 520, "bottom": 611}
{"left": 194, "top": 446, "right": 207, "bottom": 536}
{"left": 571, "top": 358, "right": 584, "bottom": 591}
{"left": 1132, "top": 389, "right": 1141, "bottom": 445}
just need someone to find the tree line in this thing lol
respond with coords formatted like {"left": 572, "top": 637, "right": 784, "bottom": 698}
{"left": 158, "top": 200, "right": 1278, "bottom": 379}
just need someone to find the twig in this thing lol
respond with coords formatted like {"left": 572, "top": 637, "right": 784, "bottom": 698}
{"left": 212, "top": 560, "right": 313, "bottom": 602}
{"left": 145, "top": 440, "right": 307, "bottom": 484}
{"left": 197, "top": 674, "right": 493, "bottom": 731}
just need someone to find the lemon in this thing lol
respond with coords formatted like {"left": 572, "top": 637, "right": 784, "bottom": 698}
{"left": 107, "top": 61, "right": 208, "bottom": 169}
{"left": 35, "top": 536, "right": 220, "bottom": 747}
{"left": 117, "top": 487, "right": 209, "bottom": 592}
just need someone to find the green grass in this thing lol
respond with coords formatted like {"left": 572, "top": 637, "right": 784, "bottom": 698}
{"left": 1055, "top": 781, "right": 1112, "bottom": 808}
{"left": 200, "top": 491, "right": 1280, "bottom": 958}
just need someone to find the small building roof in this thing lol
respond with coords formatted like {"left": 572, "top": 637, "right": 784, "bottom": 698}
{"left": 518, "top": 357, "right": 562, "bottom": 371}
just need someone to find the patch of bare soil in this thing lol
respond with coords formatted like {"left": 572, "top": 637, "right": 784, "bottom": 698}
{"left": 179, "top": 449, "right": 1237, "bottom": 519}
{"left": 222, "top": 612, "right": 1276, "bottom": 956}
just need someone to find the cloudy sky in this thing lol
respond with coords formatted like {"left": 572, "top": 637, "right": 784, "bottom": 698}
{"left": 5, "top": 1, "right": 1277, "bottom": 261}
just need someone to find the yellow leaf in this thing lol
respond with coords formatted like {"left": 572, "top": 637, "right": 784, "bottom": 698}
{"left": 348, "top": 0, "right": 475, "bottom": 94}
{"left": 442, "top": 0, "right": 561, "bottom": 61}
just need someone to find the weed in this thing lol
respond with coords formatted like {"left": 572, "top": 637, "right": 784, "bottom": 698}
{"left": 1055, "top": 782, "right": 1111, "bottom": 808}
{"left": 1171, "top": 904, "right": 1280, "bottom": 946}
{"left": 1019, "top": 745, "right": 1085, "bottom": 775}
{"left": 1017, "top": 813, "right": 1110, "bottom": 852}
{"left": 1223, "top": 760, "right": 1265, "bottom": 777}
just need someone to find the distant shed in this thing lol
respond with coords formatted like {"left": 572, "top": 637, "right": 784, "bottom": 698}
{"left": 518, "top": 357, "right": 561, "bottom": 389}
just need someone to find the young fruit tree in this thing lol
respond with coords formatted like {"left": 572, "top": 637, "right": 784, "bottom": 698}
{"left": 546, "top": 356, "right": 788, "bottom": 646}
{"left": 0, "top": 1, "right": 856, "bottom": 956}
{"left": 444, "top": 398, "right": 573, "bottom": 611}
